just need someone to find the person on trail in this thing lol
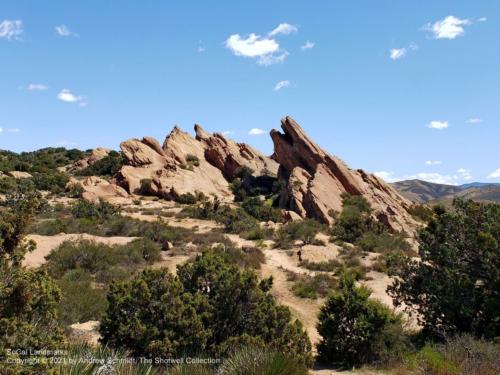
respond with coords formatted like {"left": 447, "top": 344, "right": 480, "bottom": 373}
{"left": 297, "top": 249, "right": 302, "bottom": 262}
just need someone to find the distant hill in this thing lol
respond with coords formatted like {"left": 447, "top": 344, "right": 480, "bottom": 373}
{"left": 391, "top": 179, "right": 500, "bottom": 204}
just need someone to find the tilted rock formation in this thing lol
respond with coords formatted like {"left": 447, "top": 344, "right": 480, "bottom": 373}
{"left": 195, "top": 124, "right": 278, "bottom": 180}
{"left": 271, "top": 116, "right": 418, "bottom": 233}
{"left": 117, "top": 127, "right": 234, "bottom": 201}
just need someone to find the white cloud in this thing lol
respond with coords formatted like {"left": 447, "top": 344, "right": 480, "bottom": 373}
{"left": 425, "top": 160, "right": 442, "bottom": 165}
{"left": 487, "top": 168, "right": 500, "bottom": 179}
{"left": 222, "top": 130, "right": 235, "bottom": 136}
{"left": 248, "top": 128, "right": 265, "bottom": 136}
{"left": 390, "top": 43, "right": 418, "bottom": 60}
{"left": 301, "top": 40, "right": 315, "bottom": 51}
{"left": 423, "top": 16, "right": 471, "bottom": 39}
{"left": 427, "top": 120, "right": 448, "bottom": 130}
{"left": 57, "top": 89, "right": 85, "bottom": 104}
{"left": 268, "top": 23, "right": 298, "bottom": 37}
{"left": 55, "top": 25, "right": 75, "bottom": 37}
{"left": 197, "top": 45, "right": 206, "bottom": 53}
{"left": 390, "top": 48, "right": 407, "bottom": 60}
{"left": 225, "top": 23, "right": 297, "bottom": 66}
{"left": 0, "top": 128, "right": 3, "bottom": 134}
{"left": 466, "top": 118, "right": 482, "bottom": 124}
{"left": 225, "top": 33, "right": 279, "bottom": 58}
{"left": 478, "top": 17, "right": 487, "bottom": 22}
{"left": 0, "top": 20, "right": 23, "bottom": 40}
{"left": 375, "top": 168, "right": 473, "bottom": 185}
{"left": 8, "top": 128, "right": 20, "bottom": 133}
{"left": 27, "top": 83, "right": 48, "bottom": 91}
{"left": 274, "top": 80, "right": 291, "bottom": 91}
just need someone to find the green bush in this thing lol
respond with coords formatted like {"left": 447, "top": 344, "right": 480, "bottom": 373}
{"left": 31, "top": 170, "right": 69, "bottom": 194}
{"left": 407, "top": 204, "right": 434, "bottom": 223}
{"left": 77, "top": 150, "right": 123, "bottom": 176}
{"left": 186, "top": 154, "right": 200, "bottom": 167}
{"left": 289, "top": 273, "right": 338, "bottom": 299}
{"left": 241, "top": 197, "right": 283, "bottom": 223}
{"left": 317, "top": 276, "right": 407, "bottom": 368}
{"left": 101, "top": 252, "right": 313, "bottom": 365}
{"left": 357, "top": 231, "right": 411, "bottom": 254}
{"left": 71, "top": 199, "right": 121, "bottom": 220}
{"left": 274, "top": 219, "right": 323, "bottom": 249}
{"left": 177, "top": 192, "right": 198, "bottom": 205}
{"left": 388, "top": 199, "right": 500, "bottom": 339}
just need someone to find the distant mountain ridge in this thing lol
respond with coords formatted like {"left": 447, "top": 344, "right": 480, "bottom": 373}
{"left": 391, "top": 179, "right": 500, "bottom": 204}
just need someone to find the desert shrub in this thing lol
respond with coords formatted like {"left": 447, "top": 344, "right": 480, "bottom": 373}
{"left": 357, "top": 231, "right": 411, "bottom": 254}
{"left": 241, "top": 197, "right": 283, "bottom": 223}
{"left": 56, "top": 270, "right": 107, "bottom": 326}
{"left": 407, "top": 204, "right": 434, "bottom": 223}
{"left": 44, "top": 239, "right": 161, "bottom": 280}
{"left": 186, "top": 154, "right": 200, "bottom": 167}
{"left": 209, "top": 244, "right": 265, "bottom": 270}
{"left": 31, "top": 170, "right": 69, "bottom": 194}
{"left": 274, "top": 219, "right": 324, "bottom": 249}
{"left": 0, "top": 189, "right": 64, "bottom": 374}
{"left": 331, "top": 193, "right": 385, "bottom": 243}
{"left": 77, "top": 150, "right": 123, "bottom": 176}
{"left": 317, "top": 276, "right": 407, "bottom": 368}
{"left": 388, "top": 199, "right": 500, "bottom": 339}
{"left": 299, "top": 259, "right": 342, "bottom": 272}
{"left": 177, "top": 192, "right": 198, "bottom": 205}
{"left": 101, "top": 252, "right": 313, "bottom": 365}
{"left": 219, "top": 346, "right": 308, "bottom": 375}
{"left": 71, "top": 199, "right": 121, "bottom": 220}
{"left": 290, "top": 273, "right": 338, "bottom": 299}
{"left": 139, "top": 178, "right": 152, "bottom": 195}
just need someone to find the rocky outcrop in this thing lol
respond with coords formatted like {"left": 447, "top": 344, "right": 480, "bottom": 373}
{"left": 117, "top": 127, "right": 234, "bottom": 201}
{"left": 271, "top": 116, "right": 418, "bottom": 233}
{"left": 195, "top": 124, "right": 279, "bottom": 180}
{"left": 67, "top": 148, "right": 110, "bottom": 172}
{"left": 66, "top": 176, "right": 129, "bottom": 203}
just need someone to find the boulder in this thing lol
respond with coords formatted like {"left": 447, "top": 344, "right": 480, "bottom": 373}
{"left": 68, "top": 321, "right": 100, "bottom": 346}
{"left": 271, "top": 116, "right": 418, "bottom": 234}
{"left": 66, "top": 176, "right": 129, "bottom": 203}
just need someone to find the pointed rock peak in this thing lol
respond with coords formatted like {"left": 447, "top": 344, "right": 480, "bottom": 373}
{"left": 194, "top": 124, "right": 210, "bottom": 140}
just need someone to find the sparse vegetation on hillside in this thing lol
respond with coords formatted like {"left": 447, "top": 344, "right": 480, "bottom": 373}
{"left": 274, "top": 219, "right": 324, "bottom": 249}
{"left": 0, "top": 147, "right": 87, "bottom": 173}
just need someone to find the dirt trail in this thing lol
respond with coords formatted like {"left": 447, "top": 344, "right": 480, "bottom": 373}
{"left": 24, "top": 234, "right": 137, "bottom": 268}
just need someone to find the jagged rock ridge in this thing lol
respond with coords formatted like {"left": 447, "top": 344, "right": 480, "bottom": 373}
{"left": 271, "top": 117, "right": 418, "bottom": 233}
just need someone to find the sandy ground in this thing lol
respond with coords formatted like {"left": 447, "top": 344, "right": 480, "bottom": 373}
{"left": 123, "top": 212, "right": 222, "bottom": 233}
{"left": 24, "top": 234, "right": 137, "bottom": 268}
{"left": 151, "top": 252, "right": 192, "bottom": 274}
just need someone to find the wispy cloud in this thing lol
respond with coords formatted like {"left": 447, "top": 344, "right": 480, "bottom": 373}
{"left": 268, "top": 23, "right": 298, "bottom": 37}
{"left": 225, "top": 23, "right": 297, "bottom": 66}
{"left": 7, "top": 128, "right": 20, "bottom": 133}
{"left": 487, "top": 168, "right": 500, "bottom": 179}
{"left": 0, "top": 20, "right": 23, "bottom": 41}
{"left": 389, "top": 43, "right": 418, "bottom": 60}
{"left": 425, "top": 160, "right": 442, "bottom": 165}
{"left": 375, "top": 168, "right": 473, "bottom": 185}
{"left": 248, "top": 128, "right": 265, "bottom": 136}
{"left": 27, "top": 83, "right": 48, "bottom": 91}
{"left": 222, "top": 130, "right": 235, "bottom": 136}
{"left": 274, "top": 80, "right": 291, "bottom": 91}
{"left": 55, "top": 25, "right": 76, "bottom": 37}
{"left": 301, "top": 40, "right": 315, "bottom": 51}
{"left": 466, "top": 118, "right": 482, "bottom": 124}
{"left": 422, "top": 16, "right": 471, "bottom": 39}
{"left": 57, "top": 89, "right": 86, "bottom": 105}
{"left": 427, "top": 120, "right": 448, "bottom": 130}
{"left": 478, "top": 17, "right": 488, "bottom": 22}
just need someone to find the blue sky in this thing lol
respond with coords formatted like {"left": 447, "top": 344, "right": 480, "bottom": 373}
{"left": 1, "top": 0, "right": 499, "bottom": 184}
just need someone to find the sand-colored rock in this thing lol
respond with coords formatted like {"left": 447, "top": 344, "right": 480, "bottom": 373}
{"left": 271, "top": 116, "right": 418, "bottom": 234}
{"left": 6, "top": 171, "right": 32, "bottom": 179}
{"left": 195, "top": 124, "right": 279, "bottom": 180}
{"left": 117, "top": 127, "right": 235, "bottom": 201}
{"left": 66, "top": 176, "right": 129, "bottom": 203}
